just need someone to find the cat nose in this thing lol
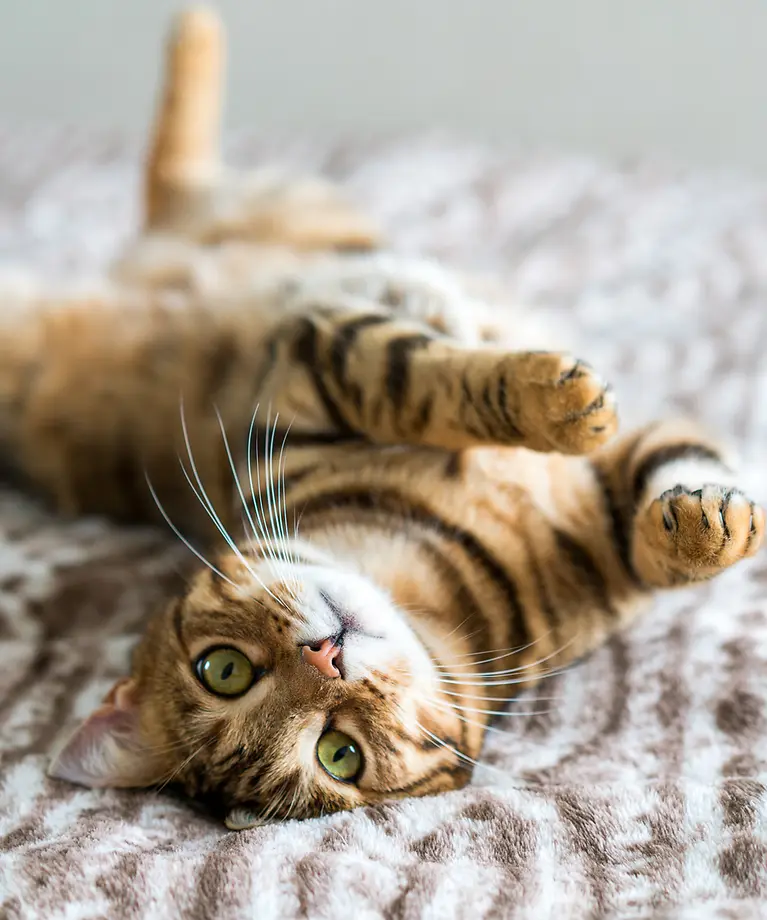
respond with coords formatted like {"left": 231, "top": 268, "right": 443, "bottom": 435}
{"left": 302, "top": 638, "right": 342, "bottom": 679}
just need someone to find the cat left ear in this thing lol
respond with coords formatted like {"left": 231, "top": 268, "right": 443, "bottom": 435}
{"left": 48, "top": 678, "right": 161, "bottom": 789}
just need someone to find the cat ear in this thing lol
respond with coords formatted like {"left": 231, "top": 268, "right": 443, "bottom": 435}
{"left": 48, "top": 678, "right": 161, "bottom": 789}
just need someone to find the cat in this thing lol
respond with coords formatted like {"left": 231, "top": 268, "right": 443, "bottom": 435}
{"left": 0, "top": 7, "right": 761, "bottom": 830}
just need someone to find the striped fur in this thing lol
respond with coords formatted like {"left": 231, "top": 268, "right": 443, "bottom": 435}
{"left": 2, "top": 8, "right": 762, "bottom": 828}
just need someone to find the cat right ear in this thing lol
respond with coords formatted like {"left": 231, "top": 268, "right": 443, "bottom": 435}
{"left": 48, "top": 679, "right": 162, "bottom": 789}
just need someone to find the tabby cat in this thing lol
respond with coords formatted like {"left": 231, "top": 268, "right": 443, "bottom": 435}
{"left": 2, "top": 8, "right": 762, "bottom": 829}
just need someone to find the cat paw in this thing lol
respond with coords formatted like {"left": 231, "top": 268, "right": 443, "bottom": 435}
{"left": 516, "top": 354, "right": 618, "bottom": 454}
{"left": 640, "top": 484, "right": 765, "bottom": 578}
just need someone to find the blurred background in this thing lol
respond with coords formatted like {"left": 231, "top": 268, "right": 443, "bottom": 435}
{"left": 0, "top": 0, "right": 765, "bottom": 174}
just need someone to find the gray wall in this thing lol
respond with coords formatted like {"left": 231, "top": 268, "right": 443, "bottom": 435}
{"left": 1, "top": 0, "right": 766, "bottom": 173}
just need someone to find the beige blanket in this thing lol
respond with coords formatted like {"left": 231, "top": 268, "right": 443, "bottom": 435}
{"left": 1, "top": 128, "right": 766, "bottom": 919}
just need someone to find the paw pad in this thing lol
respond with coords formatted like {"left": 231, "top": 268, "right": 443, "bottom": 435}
{"left": 515, "top": 354, "right": 619, "bottom": 454}
{"left": 649, "top": 484, "right": 764, "bottom": 571}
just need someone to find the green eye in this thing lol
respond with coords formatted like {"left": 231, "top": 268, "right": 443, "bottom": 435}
{"left": 317, "top": 729, "right": 363, "bottom": 782}
{"left": 196, "top": 647, "right": 257, "bottom": 697}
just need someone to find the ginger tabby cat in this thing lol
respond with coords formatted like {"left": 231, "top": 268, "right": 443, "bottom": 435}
{"left": 0, "top": 8, "right": 761, "bottom": 829}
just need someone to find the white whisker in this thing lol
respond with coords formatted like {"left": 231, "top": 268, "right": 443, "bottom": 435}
{"left": 264, "top": 410, "right": 299, "bottom": 595}
{"left": 434, "top": 664, "right": 574, "bottom": 687}
{"left": 144, "top": 474, "right": 240, "bottom": 591}
{"left": 437, "top": 689, "right": 562, "bottom": 703}
{"left": 156, "top": 736, "right": 214, "bottom": 793}
{"left": 435, "top": 636, "right": 579, "bottom": 681}
{"left": 175, "top": 452, "right": 284, "bottom": 607}
{"left": 212, "top": 406, "right": 289, "bottom": 608}
{"left": 176, "top": 400, "right": 260, "bottom": 577}
{"left": 276, "top": 420, "right": 302, "bottom": 597}
{"left": 442, "top": 615, "right": 474, "bottom": 643}
{"left": 415, "top": 721, "right": 483, "bottom": 772}
{"left": 436, "top": 632, "right": 552, "bottom": 668}
{"left": 420, "top": 697, "right": 547, "bottom": 737}
{"left": 250, "top": 406, "right": 290, "bottom": 583}
{"left": 429, "top": 698, "right": 554, "bottom": 719}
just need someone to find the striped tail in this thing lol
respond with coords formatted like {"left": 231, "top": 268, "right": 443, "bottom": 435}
{"left": 144, "top": 6, "right": 224, "bottom": 228}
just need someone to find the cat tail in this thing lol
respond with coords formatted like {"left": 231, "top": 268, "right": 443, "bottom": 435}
{"left": 144, "top": 6, "right": 224, "bottom": 229}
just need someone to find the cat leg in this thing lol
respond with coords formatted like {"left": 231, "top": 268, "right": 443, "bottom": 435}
{"left": 142, "top": 8, "right": 379, "bottom": 250}
{"left": 504, "top": 422, "right": 766, "bottom": 674}
{"left": 592, "top": 420, "right": 764, "bottom": 588}
{"left": 268, "top": 305, "right": 618, "bottom": 454}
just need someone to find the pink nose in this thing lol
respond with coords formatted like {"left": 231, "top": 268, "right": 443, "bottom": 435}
{"left": 302, "top": 638, "right": 342, "bottom": 679}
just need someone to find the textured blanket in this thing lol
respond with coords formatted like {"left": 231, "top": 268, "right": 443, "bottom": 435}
{"left": 1, "top": 128, "right": 767, "bottom": 919}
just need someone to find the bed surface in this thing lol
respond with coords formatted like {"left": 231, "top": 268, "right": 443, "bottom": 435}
{"left": 1, "top": 129, "right": 767, "bottom": 919}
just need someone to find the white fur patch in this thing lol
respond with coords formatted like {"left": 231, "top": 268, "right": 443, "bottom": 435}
{"left": 249, "top": 554, "right": 434, "bottom": 688}
{"left": 641, "top": 456, "right": 736, "bottom": 501}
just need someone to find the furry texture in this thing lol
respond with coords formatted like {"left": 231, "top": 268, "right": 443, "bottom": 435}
{"left": 0, "top": 10, "right": 761, "bottom": 831}
{"left": 2, "top": 128, "right": 767, "bottom": 920}
{"left": 2, "top": 18, "right": 767, "bottom": 920}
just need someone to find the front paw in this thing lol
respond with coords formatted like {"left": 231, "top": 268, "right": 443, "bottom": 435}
{"left": 640, "top": 484, "right": 765, "bottom": 578}
{"left": 514, "top": 353, "right": 618, "bottom": 454}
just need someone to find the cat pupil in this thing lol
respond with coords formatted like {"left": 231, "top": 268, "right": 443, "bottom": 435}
{"left": 333, "top": 746, "right": 351, "bottom": 762}
{"left": 221, "top": 662, "right": 234, "bottom": 681}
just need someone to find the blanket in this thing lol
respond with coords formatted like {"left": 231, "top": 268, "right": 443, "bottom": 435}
{"left": 1, "top": 127, "right": 766, "bottom": 919}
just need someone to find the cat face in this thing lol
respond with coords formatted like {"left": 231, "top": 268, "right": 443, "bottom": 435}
{"left": 48, "top": 547, "right": 475, "bottom": 826}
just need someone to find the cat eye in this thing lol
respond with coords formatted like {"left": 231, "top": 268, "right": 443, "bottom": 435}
{"left": 196, "top": 647, "right": 261, "bottom": 697}
{"left": 316, "top": 729, "right": 363, "bottom": 782}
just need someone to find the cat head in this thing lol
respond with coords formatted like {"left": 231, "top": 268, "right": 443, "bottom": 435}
{"left": 48, "top": 544, "right": 476, "bottom": 826}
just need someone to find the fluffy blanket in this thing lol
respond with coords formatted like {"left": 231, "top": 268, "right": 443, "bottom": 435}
{"left": 1, "top": 128, "right": 766, "bottom": 919}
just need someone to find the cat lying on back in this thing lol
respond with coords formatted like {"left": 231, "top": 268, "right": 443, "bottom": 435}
{"left": 1, "top": 8, "right": 761, "bottom": 830}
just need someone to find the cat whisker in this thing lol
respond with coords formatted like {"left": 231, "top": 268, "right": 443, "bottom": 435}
{"left": 212, "top": 405, "right": 292, "bottom": 609}
{"left": 176, "top": 452, "right": 283, "bottom": 605}
{"left": 263, "top": 409, "right": 289, "bottom": 574}
{"left": 436, "top": 637, "right": 548, "bottom": 660}
{"left": 433, "top": 663, "right": 574, "bottom": 687}
{"left": 155, "top": 736, "right": 215, "bottom": 793}
{"left": 278, "top": 422, "right": 305, "bottom": 600}
{"left": 435, "top": 635, "right": 579, "bottom": 681}
{"left": 245, "top": 404, "right": 284, "bottom": 579}
{"left": 247, "top": 405, "right": 298, "bottom": 598}
{"left": 264, "top": 410, "right": 302, "bottom": 599}
{"left": 177, "top": 398, "right": 286, "bottom": 607}
{"left": 259, "top": 781, "right": 294, "bottom": 824}
{"left": 414, "top": 722, "right": 509, "bottom": 780}
{"left": 436, "top": 631, "right": 553, "bottom": 668}
{"left": 428, "top": 697, "right": 554, "bottom": 719}
{"left": 142, "top": 732, "right": 210, "bottom": 761}
{"left": 436, "top": 688, "right": 562, "bottom": 703}
{"left": 144, "top": 474, "right": 240, "bottom": 591}
{"left": 285, "top": 784, "right": 301, "bottom": 821}
{"left": 420, "top": 697, "right": 548, "bottom": 737}
{"left": 414, "top": 721, "right": 483, "bottom": 772}
{"left": 442, "top": 615, "right": 474, "bottom": 642}
{"left": 268, "top": 417, "right": 292, "bottom": 570}
{"left": 214, "top": 405, "right": 268, "bottom": 555}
